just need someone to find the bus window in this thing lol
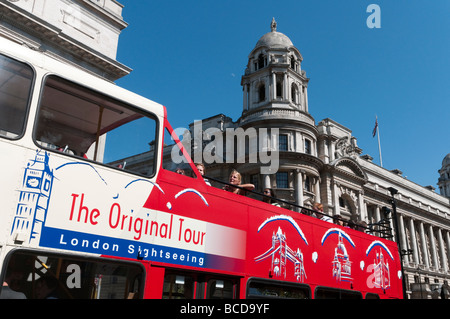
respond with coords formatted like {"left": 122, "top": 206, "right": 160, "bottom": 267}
{"left": 0, "top": 250, "right": 144, "bottom": 299}
{"left": 247, "top": 279, "right": 310, "bottom": 299}
{"left": 365, "top": 293, "right": 380, "bottom": 299}
{"left": 162, "top": 127, "right": 198, "bottom": 178}
{"left": 206, "top": 278, "right": 237, "bottom": 299}
{"left": 162, "top": 273, "right": 195, "bottom": 299}
{"left": 0, "top": 54, "right": 33, "bottom": 139}
{"left": 314, "top": 287, "right": 362, "bottom": 299}
{"left": 34, "top": 75, "right": 157, "bottom": 177}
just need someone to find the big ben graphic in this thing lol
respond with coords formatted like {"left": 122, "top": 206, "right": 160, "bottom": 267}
{"left": 11, "top": 150, "right": 54, "bottom": 244}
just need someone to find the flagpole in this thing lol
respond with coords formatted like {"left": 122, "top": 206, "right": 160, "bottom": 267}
{"left": 376, "top": 116, "right": 383, "bottom": 167}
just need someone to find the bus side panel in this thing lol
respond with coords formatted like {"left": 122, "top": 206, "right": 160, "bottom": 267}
{"left": 0, "top": 142, "right": 35, "bottom": 246}
{"left": 146, "top": 168, "right": 248, "bottom": 274}
{"left": 247, "top": 205, "right": 313, "bottom": 284}
{"left": 144, "top": 265, "right": 165, "bottom": 299}
{"left": 246, "top": 205, "right": 404, "bottom": 299}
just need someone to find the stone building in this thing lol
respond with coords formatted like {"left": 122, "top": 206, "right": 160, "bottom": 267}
{"left": 0, "top": 0, "right": 130, "bottom": 81}
{"left": 439, "top": 154, "right": 450, "bottom": 199}
{"left": 187, "top": 19, "right": 450, "bottom": 299}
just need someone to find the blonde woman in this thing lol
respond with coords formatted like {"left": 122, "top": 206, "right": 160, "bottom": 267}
{"left": 223, "top": 169, "right": 254, "bottom": 195}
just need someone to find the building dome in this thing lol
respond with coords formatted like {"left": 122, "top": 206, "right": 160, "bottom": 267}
{"left": 254, "top": 18, "right": 294, "bottom": 50}
{"left": 443, "top": 153, "right": 450, "bottom": 167}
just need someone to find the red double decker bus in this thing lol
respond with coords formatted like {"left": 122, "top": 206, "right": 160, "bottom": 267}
{"left": 0, "top": 36, "right": 403, "bottom": 300}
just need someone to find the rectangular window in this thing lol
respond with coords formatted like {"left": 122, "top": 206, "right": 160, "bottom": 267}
{"left": 279, "top": 134, "right": 288, "bottom": 151}
{"left": 0, "top": 54, "right": 33, "bottom": 139}
{"left": 276, "top": 172, "right": 289, "bottom": 189}
{"left": 206, "top": 279, "right": 236, "bottom": 299}
{"left": 34, "top": 75, "right": 157, "bottom": 177}
{"left": 163, "top": 273, "right": 195, "bottom": 299}
{"left": 314, "top": 287, "right": 362, "bottom": 299}
{"left": 162, "top": 127, "right": 199, "bottom": 178}
{"left": 304, "top": 139, "right": 312, "bottom": 155}
{"left": 250, "top": 174, "right": 260, "bottom": 192}
{"left": 162, "top": 270, "right": 239, "bottom": 299}
{"left": 247, "top": 279, "right": 310, "bottom": 299}
{"left": 0, "top": 250, "right": 144, "bottom": 299}
{"left": 304, "top": 176, "right": 311, "bottom": 192}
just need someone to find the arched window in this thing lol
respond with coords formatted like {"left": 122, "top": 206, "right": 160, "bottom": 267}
{"left": 291, "top": 83, "right": 298, "bottom": 104}
{"left": 276, "top": 81, "right": 282, "bottom": 99}
{"left": 304, "top": 176, "right": 311, "bottom": 192}
{"left": 290, "top": 55, "right": 296, "bottom": 71}
{"left": 258, "top": 83, "right": 266, "bottom": 102}
{"left": 258, "top": 54, "right": 266, "bottom": 70}
{"left": 304, "top": 139, "right": 312, "bottom": 155}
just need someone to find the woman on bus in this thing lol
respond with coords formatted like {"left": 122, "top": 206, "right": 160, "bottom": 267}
{"left": 263, "top": 188, "right": 281, "bottom": 207}
{"left": 223, "top": 169, "right": 254, "bottom": 195}
{"left": 195, "top": 163, "right": 211, "bottom": 186}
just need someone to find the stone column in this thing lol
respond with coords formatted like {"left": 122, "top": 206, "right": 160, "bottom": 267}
{"left": 446, "top": 232, "right": 450, "bottom": 273}
{"left": 358, "top": 192, "right": 367, "bottom": 221}
{"left": 428, "top": 225, "right": 438, "bottom": 270}
{"left": 295, "top": 169, "right": 303, "bottom": 208}
{"left": 243, "top": 84, "right": 248, "bottom": 111}
{"left": 374, "top": 206, "right": 382, "bottom": 237}
{"left": 398, "top": 214, "right": 408, "bottom": 263}
{"left": 330, "top": 141, "right": 335, "bottom": 162}
{"left": 333, "top": 181, "right": 340, "bottom": 216}
{"left": 263, "top": 174, "right": 271, "bottom": 190}
{"left": 314, "top": 177, "right": 321, "bottom": 203}
{"left": 303, "top": 86, "right": 308, "bottom": 112}
{"left": 409, "top": 218, "right": 419, "bottom": 265}
{"left": 419, "top": 222, "right": 430, "bottom": 268}
{"left": 272, "top": 73, "right": 276, "bottom": 100}
{"left": 438, "top": 228, "right": 448, "bottom": 273}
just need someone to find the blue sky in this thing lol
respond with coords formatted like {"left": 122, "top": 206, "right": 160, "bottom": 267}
{"left": 115, "top": 0, "right": 449, "bottom": 190}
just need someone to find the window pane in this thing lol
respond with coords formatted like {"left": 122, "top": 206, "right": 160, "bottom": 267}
{"left": 162, "top": 127, "right": 199, "bottom": 179}
{"left": 34, "top": 76, "right": 157, "bottom": 177}
{"left": 162, "top": 273, "right": 194, "bottom": 299}
{"left": 305, "top": 139, "right": 311, "bottom": 155}
{"left": 0, "top": 54, "right": 33, "bottom": 139}
{"left": 276, "top": 172, "right": 288, "bottom": 188}
{"left": 315, "top": 287, "right": 362, "bottom": 299}
{"left": 0, "top": 251, "right": 144, "bottom": 299}
{"left": 207, "top": 279, "right": 235, "bottom": 299}
{"left": 247, "top": 280, "right": 310, "bottom": 299}
{"left": 103, "top": 116, "right": 157, "bottom": 176}
{"left": 279, "top": 135, "right": 288, "bottom": 151}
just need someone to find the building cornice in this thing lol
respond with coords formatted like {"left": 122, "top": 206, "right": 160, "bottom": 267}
{"left": 0, "top": 1, "right": 131, "bottom": 81}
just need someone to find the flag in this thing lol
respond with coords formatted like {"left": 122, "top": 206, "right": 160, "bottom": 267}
{"left": 372, "top": 117, "right": 378, "bottom": 137}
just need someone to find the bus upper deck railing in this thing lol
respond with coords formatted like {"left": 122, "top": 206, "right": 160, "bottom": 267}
{"left": 204, "top": 175, "right": 394, "bottom": 240}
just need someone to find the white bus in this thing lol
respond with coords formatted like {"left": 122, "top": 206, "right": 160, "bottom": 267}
{"left": 0, "top": 36, "right": 165, "bottom": 299}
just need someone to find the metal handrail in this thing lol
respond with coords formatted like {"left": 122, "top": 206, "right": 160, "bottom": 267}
{"left": 203, "top": 175, "right": 393, "bottom": 238}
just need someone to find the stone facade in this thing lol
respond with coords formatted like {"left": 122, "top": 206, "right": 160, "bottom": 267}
{"left": 0, "top": 0, "right": 130, "bottom": 80}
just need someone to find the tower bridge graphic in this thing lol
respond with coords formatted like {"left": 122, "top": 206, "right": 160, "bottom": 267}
{"left": 255, "top": 227, "right": 307, "bottom": 282}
